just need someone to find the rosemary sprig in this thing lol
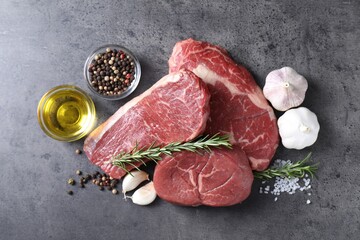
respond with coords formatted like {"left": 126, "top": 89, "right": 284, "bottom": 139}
{"left": 111, "top": 134, "right": 232, "bottom": 173}
{"left": 111, "top": 134, "right": 318, "bottom": 179}
{"left": 253, "top": 152, "right": 318, "bottom": 180}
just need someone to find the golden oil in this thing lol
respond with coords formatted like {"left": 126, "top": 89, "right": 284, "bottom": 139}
{"left": 37, "top": 85, "right": 96, "bottom": 141}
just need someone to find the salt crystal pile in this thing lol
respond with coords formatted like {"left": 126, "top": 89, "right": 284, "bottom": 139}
{"left": 259, "top": 159, "right": 313, "bottom": 204}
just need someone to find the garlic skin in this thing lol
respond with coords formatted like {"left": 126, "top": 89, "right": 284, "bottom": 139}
{"left": 131, "top": 181, "right": 157, "bottom": 206}
{"left": 277, "top": 107, "right": 320, "bottom": 150}
{"left": 122, "top": 170, "right": 149, "bottom": 194}
{"left": 264, "top": 67, "right": 308, "bottom": 111}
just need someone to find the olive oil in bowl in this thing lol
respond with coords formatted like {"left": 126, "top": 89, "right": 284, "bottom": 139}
{"left": 37, "top": 85, "right": 96, "bottom": 142}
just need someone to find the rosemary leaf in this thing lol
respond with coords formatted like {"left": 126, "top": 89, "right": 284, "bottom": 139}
{"left": 253, "top": 152, "right": 318, "bottom": 180}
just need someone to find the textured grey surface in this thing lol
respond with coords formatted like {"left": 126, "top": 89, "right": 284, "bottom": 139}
{"left": 0, "top": 0, "right": 359, "bottom": 239}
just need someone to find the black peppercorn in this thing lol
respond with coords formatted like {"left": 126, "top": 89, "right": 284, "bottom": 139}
{"left": 67, "top": 178, "right": 75, "bottom": 185}
{"left": 80, "top": 176, "right": 87, "bottom": 183}
{"left": 75, "top": 149, "right": 82, "bottom": 154}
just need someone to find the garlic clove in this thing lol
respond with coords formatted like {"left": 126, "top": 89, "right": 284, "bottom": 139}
{"left": 264, "top": 67, "right": 308, "bottom": 111}
{"left": 122, "top": 170, "right": 149, "bottom": 196}
{"left": 131, "top": 181, "right": 157, "bottom": 206}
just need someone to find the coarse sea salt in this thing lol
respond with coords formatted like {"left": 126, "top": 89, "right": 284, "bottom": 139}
{"left": 259, "top": 159, "right": 313, "bottom": 203}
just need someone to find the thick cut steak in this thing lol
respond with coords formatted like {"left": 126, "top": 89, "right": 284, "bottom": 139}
{"left": 153, "top": 146, "right": 253, "bottom": 207}
{"left": 84, "top": 70, "right": 210, "bottom": 179}
{"left": 169, "top": 39, "right": 279, "bottom": 171}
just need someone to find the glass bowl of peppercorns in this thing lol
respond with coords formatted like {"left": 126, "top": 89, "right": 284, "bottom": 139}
{"left": 84, "top": 44, "right": 141, "bottom": 100}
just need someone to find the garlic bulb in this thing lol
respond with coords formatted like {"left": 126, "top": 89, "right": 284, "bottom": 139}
{"left": 277, "top": 107, "right": 320, "bottom": 150}
{"left": 131, "top": 181, "right": 157, "bottom": 206}
{"left": 264, "top": 67, "right": 308, "bottom": 111}
{"left": 122, "top": 170, "right": 149, "bottom": 196}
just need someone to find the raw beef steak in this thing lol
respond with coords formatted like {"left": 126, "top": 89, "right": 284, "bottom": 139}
{"left": 153, "top": 146, "right": 253, "bottom": 207}
{"left": 84, "top": 70, "right": 210, "bottom": 179}
{"left": 169, "top": 39, "right": 279, "bottom": 171}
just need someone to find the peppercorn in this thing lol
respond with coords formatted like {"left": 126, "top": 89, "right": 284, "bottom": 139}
{"left": 80, "top": 176, "right": 86, "bottom": 184}
{"left": 67, "top": 178, "right": 75, "bottom": 185}
{"left": 75, "top": 149, "right": 82, "bottom": 154}
{"left": 99, "top": 186, "right": 104, "bottom": 191}
{"left": 67, "top": 190, "right": 73, "bottom": 195}
{"left": 112, "top": 189, "right": 118, "bottom": 195}
{"left": 110, "top": 181, "right": 117, "bottom": 188}
{"left": 76, "top": 170, "right": 82, "bottom": 175}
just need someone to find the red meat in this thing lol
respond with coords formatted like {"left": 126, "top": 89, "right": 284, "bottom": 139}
{"left": 83, "top": 70, "right": 210, "bottom": 179}
{"left": 168, "top": 39, "right": 279, "bottom": 170}
{"left": 153, "top": 146, "right": 253, "bottom": 207}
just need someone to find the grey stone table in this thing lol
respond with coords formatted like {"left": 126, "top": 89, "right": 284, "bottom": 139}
{"left": 1, "top": 1, "right": 359, "bottom": 239}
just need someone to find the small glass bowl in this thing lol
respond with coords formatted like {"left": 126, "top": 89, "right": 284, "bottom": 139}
{"left": 37, "top": 85, "right": 96, "bottom": 142}
{"left": 84, "top": 44, "right": 141, "bottom": 100}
